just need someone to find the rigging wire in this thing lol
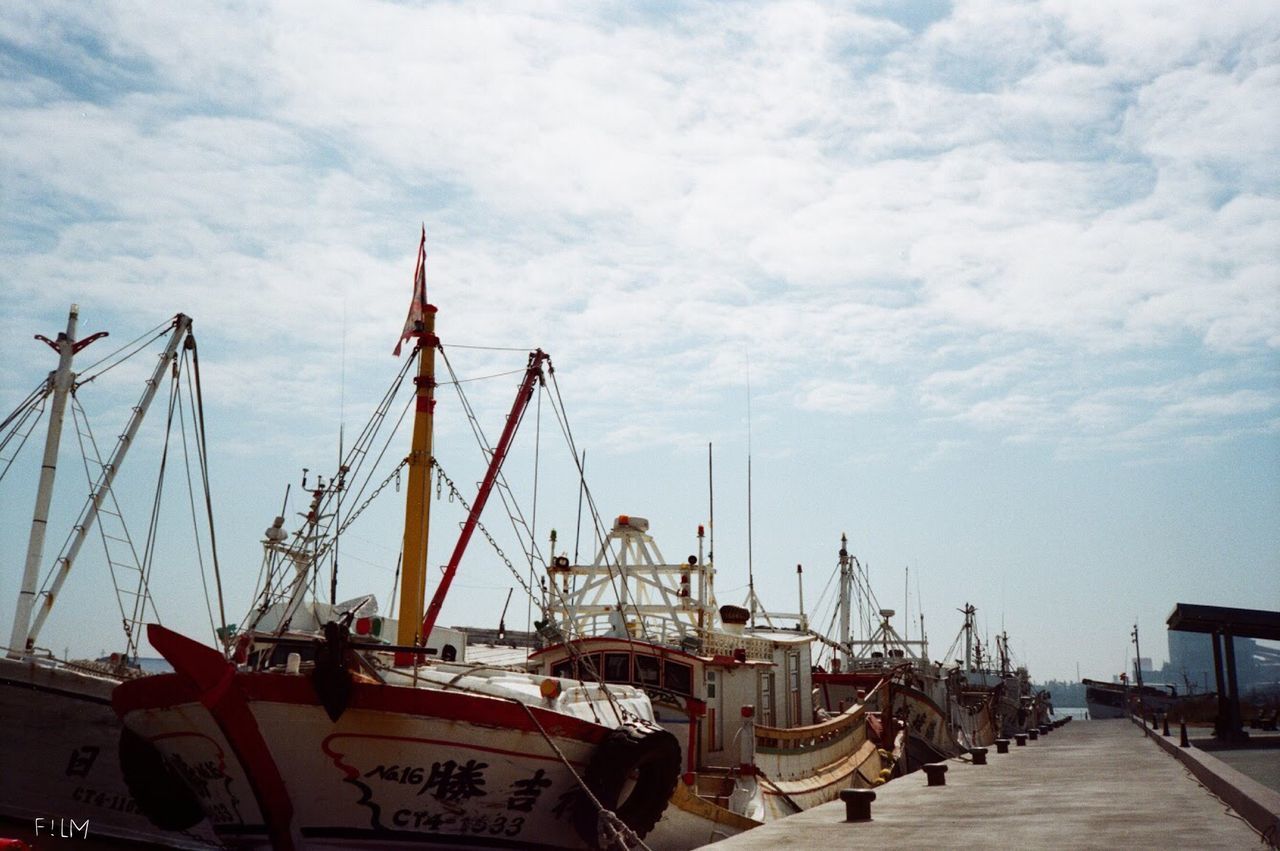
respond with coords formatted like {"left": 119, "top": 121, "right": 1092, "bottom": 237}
{"left": 443, "top": 342, "right": 534, "bottom": 352}
{"left": 74, "top": 320, "right": 173, "bottom": 387}
{"left": 187, "top": 334, "right": 227, "bottom": 644}
{"left": 0, "top": 383, "right": 50, "bottom": 486}
{"left": 437, "top": 346, "right": 548, "bottom": 581}
{"left": 177, "top": 350, "right": 220, "bottom": 649}
{"left": 526, "top": 381, "right": 542, "bottom": 635}
{"left": 439, "top": 367, "right": 526, "bottom": 385}
{"left": 544, "top": 365, "right": 654, "bottom": 644}
{"left": 135, "top": 358, "right": 179, "bottom": 639}
{"left": 68, "top": 395, "right": 136, "bottom": 656}
{"left": 175, "top": 358, "right": 220, "bottom": 650}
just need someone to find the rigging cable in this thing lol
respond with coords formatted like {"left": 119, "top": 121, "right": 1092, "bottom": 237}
{"left": 175, "top": 353, "right": 220, "bottom": 650}
{"left": 187, "top": 334, "right": 227, "bottom": 645}
{"left": 438, "top": 346, "right": 548, "bottom": 581}
{"left": 68, "top": 395, "right": 138, "bottom": 657}
{"left": 74, "top": 320, "right": 172, "bottom": 388}
{"left": 0, "top": 382, "right": 50, "bottom": 486}
{"left": 527, "top": 380, "right": 542, "bottom": 635}
{"left": 544, "top": 365, "right": 654, "bottom": 644}
{"left": 178, "top": 349, "right": 220, "bottom": 649}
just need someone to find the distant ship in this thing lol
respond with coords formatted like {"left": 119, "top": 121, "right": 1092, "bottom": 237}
{"left": 1082, "top": 678, "right": 1215, "bottom": 720}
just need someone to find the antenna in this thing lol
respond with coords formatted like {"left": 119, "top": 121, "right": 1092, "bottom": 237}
{"left": 904, "top": 565, "right": 909, "bottom": 642}
{"left": 331, "top": 423, "right": 343, "bottom": 605}
{"left": 332, "top": 299, "right": 348, "bottom": 605}
{"left": 707, "top": 442, "right": 714, "bottom": 566}
{"left": 572, "top": 449, "right": 586, "bottom": 562}
{"left": 746, "top": 352, "right": 755, "bottom": 627}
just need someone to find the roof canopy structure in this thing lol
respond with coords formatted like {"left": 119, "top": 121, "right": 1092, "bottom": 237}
{"left": 1165, "top": 602, "right": 1279, "bottom": 743}
{"left": 1166, "top": 603, "right": 1280, "bottom": 641}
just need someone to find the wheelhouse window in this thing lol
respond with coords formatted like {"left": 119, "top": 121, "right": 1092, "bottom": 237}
{"left": 663, "top": 660, "right": 692, "bottom": 695}
{"left": 551, "top": 659, "right": 574, "bottom": 679}
{"left": 604, "top": 652, "right": 630, "bottom": 683}
{"left": 579, "top": 653, "right": 603, "bottom": 679}
{"left": 634, "top": 654, "right": 660, "bottom": 687}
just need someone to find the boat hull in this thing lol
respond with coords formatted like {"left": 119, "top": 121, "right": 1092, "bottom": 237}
{"left": 0, "top": 656, "right": 217, "bottom": 848}
{"left": 114, "top": 668, "right": 660, "bottom": 850}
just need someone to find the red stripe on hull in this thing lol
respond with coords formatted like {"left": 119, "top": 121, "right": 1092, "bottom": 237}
{"left": 117, "top": 671, "right": 608, "bottom": 747}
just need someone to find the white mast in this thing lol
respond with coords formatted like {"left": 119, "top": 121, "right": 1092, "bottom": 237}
{"left": 24, "top": 315, "right": 191, "bottom": 652}
{"left": 838, "top": 533, "right": 852, "bottom": 668}
{"left": 963, "top": 603, "right": 975, "bottom": 672}
{"left": 9, "top": 306, "right": 81, "bottom": 658}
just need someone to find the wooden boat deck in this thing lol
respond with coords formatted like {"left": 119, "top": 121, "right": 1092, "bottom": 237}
{"left": 715, "top": 718, "right": 1270, "bottom": 849}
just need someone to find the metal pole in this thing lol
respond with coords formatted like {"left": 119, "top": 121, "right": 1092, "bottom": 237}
{"left": 1223, "top": 631, "right": 1243, "bottom": 741}
{"left": 395, "top": 311, "right": 437, "bottom": 647}
{"left": 1210, "top": 631, "right": 1227, "bottom": 738}
{"left": 796, "top": 564, "right": 805, "bottom": 631}
{"left": 8, "top": 306, "right": 79, "bottom": 657}
{"left": 838, "top": 535, "right": 851, "bottom": 669}
{"left": 26, "top": 315, "right": 189, "bottom": 650}
{"left": 419, "top": 350, "right": 548, "bottom": 643}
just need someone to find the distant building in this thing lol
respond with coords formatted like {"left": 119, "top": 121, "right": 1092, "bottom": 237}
{"left": 1161, "top": 631, "right": 1279, "bottom": 696}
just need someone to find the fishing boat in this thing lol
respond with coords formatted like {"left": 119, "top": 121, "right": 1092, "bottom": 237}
{"left": 0, "top": 308, "right": 218, "bottom": 847}
{"left": 112, "top": 233, "right": 681, "bottom": 850}
{"left": 810, "top": 537, "right": 964, "bottom": 769}
{"left": 531, "top": 516, "right": 902, "bottom": 848}
{"left": 1082, "top": 678, "right": 1213, "bottom": 721}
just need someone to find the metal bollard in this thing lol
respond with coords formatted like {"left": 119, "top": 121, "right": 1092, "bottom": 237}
{"left": 1015, "top": 733, "right": 1027, "bottom": 746}
{"left": 1038, "top": 724, "right": 1051, "bottom": 736}
{"left": 995, "top": 738, "right": 1010, "bottom": 754}
{"left": 1028, "top": 728, "right": 1039, "bottom": 741}
{"left": 1180, "top": 720, "right": 1190, "bottom": 748}
{"left": 923, "top": 763, "right": 948, "bottom": 787}
{"left": 1162, "top": 714, "right": 1170, "bottom": 737}
{"left": 840, "top": 788, "right": 875, "bottom": 822}
{"left": 970, "top": 746, "right": 988, "bottom": 765}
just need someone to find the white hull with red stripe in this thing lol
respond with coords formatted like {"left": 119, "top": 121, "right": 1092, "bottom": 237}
{"left": 114, "top": 625, "right": 672, "bottom": 850}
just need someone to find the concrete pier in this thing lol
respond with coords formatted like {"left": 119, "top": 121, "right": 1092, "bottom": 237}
{"left": 716, "top": 719, "right": 1267, "bottom": 849}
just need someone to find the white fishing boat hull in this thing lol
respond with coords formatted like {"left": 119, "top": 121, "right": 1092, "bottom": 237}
{"left": 0, "top": 655, "right": 217, "bottom": 848}
{"left": 113, "top": 625, "right": 678, "bottom": 850}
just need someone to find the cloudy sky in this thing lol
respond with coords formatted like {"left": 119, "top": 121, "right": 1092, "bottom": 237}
{"left": 2, "top": 0, "right": 1277, "bottom": 683}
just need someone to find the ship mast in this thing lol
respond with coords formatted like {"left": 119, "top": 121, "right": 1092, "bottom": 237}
{"left": 838, "top": 533, "right": 852, "bottom": 669}
{"left": 8, "top": 305, "right": 108, "bottom": 658}
{"left": 9, "top": 306, "right": 80, "bottom": 657}
{"left": 396, "top": 233, "right": 436, "bottom": 649}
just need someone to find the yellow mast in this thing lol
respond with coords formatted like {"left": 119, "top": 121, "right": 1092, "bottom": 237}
{"left": 397, "top": 305, "right": 437, "bottom": 646}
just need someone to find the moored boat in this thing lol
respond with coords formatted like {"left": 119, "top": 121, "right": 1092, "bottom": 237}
{"left": 111, "top": 233, "right": 682, "bottom": 850}
{"left": 1, "top": 308, "right": 218, "bottom": 848}
{"left": 532, "top": 516, "right": 901, "bottom": 846}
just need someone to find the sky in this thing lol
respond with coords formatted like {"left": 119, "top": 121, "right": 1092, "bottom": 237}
{"left": 1, "top": 0, "right": 1277, "bottom": 684}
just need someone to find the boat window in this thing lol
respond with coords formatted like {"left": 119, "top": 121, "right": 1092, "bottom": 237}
{"left": 576, "top": 653, "right": 603, "bottom": 680}
{"left": 759, "top": 671, "right": 775, "bottom": 725}
{"left": 604, "top": 652, "right": 631, "bottom": 683}
{"left": 551, "top": 659, "right": 574, "bottom": 679}
{"left": 634, "top": 654, "right": 660, "bottom": 687}
{"left": 664, "top": 660, "right": 692, "bottom": 695}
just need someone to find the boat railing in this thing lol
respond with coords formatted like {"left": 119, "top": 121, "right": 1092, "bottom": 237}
{"left": 753, "top": 704, "right": 869, "bottom": 781}
{"left": 752, "top": 679, "right": 888, "bottom": 782}
{"left": 701, "top": 632, "right": 775, "bottom": 662}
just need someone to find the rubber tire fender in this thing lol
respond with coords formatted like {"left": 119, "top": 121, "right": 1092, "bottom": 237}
{"left": 118, "top": 726, "right": 206, "bottom": 832}
{"left": 575, "top": 720, "right": 681, "bottom": 847}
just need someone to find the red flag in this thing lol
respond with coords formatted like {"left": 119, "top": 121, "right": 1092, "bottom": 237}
{"left": 394, "top": 226, "right": 428, "bottom": 356}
